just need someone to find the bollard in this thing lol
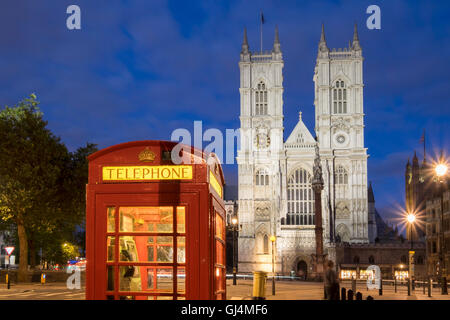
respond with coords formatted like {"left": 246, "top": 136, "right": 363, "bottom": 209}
{"left": 6, "top": 274, "right": 10, "bottom": 290}
{"left": 407, "top": 278, "right": 411, "bottom": 296}
{"left": 394, "top": 278, "right": 397, "bottom": 293}
{"left": 252, "top": 271, "right": 267, "bottom": 300}
{"left": 428, "top": 278, "right": 432, "bottom": 297}
{"left": 442, "top": 277, "right": 448, "bottom": 295}
{"left": 41, "top": 273, "right": 46, "bottom": 285}
{"left": 423, "top": 279, "right": 426, "bottom": 294}
{"left": 351, "top": 277, "right": 356, "bottom": 292}
{"left": 356, "top": 292, "right": 362, "bottom": 300}
{"left": 341, "top": 287, "right": 346, "bottom": 301}
{"left": 412, "top": 279, "right": 415, "bottom": 291}
{"left": 379, "top": 278, "right": 383, "bottom": 296}
{"left": 366, "top": 295, "right": 374, "bottom": 300}
{"left": 347, "top": 289, "right": 354, "bottom": 300}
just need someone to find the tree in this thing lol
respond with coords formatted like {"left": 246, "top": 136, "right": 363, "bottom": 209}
{"left": 0, "top": 94, "right": 96, "bottom": 281}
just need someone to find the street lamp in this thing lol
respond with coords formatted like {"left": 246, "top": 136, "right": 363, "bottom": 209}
{"left": 270, "top": 235, "right": 276, "bottom": 296}
{"left": 406, "top": 212, "right": 416, "bottom": 295}
{"left": 231, "top": 215, "right": 238, "bottom": 285}
{"left": 407, "top": 213, "right": 416, "bottom": 249}
{"left": 435, "top": 161, "right": 448, "bottom": 295}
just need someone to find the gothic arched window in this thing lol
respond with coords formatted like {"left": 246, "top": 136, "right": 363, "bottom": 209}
{"left": 335, "top": 165, "right": 348, "bottom": 185}
{"left": 255, "top": 81, "right": 268, "bottom": 116}
{"left": 256, "top": 168, "right": 269, "bottom": 186}
{"left": 333, "top": 80, "right": 347, "bottom": 114}
{"left": 286, "top": 168, "right": 314, "bottom": 225}
{"left": 368, "top": 255, "right": 375, "bottom": 264}
{"left": 353, "top": 256, "right": 360, "bottom": 264}
{"left": 263, "top": 235, "right": 269, "bottom": 254}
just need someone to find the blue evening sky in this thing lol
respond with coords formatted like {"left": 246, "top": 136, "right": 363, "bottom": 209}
{"left": 0, "top": 1, "right": 449, "bottom": 222}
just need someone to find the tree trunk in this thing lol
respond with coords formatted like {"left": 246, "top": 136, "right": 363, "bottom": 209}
{"left": 17, "top": 221, "right": 29, "bottom": 282}
{"left": 29, "top": 238, "right": 36, "bottom": 269}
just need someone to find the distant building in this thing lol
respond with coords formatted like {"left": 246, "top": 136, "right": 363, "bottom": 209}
{"left": 405, "top": 152, "right": 429, "bottom": 241}
{"left": 336, "top": 185, "right": 426, "bottom": 280}
{"left": 425, "top": 185, "right": 450, "bottom": 280}
{"left": 336, "top": 242, "right": 426, "bottom": 280}
{"left": 405, "top": 149, "right": 449, "bottom": 280}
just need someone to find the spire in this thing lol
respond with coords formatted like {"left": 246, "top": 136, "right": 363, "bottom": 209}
{"left": 318, "top": 23, "right": 328, "bottom": 53}
{"left": 352, "top": 23, "right": 361, "bottom": 51}
{"left": 406, "top": 158, "right": 411, "bottom": 168}
{"left": 368, "top": 181, "right": 375, "bottom": 203}
{"left": 273, "top": 25, "right": 281, "bottom": 54}
{"left": 241, "top": 27, "right": 249, "bottom": 55}
{"left": 274, "top": 25, "right": 280, "bottom": 44}
{"left": 412, "top": 151, "right": 419, "bottom": 170}
{"left": 413, "top": 150, "right": 418, "bottom": 162}
{"left": 320, "top": 23, "right": 326, "bottom": 42}
{"left": 298, "top": 111, "right": 302, "bottom": 121}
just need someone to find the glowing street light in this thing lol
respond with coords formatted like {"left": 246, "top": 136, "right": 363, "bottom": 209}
{"left": 434, "top": 160, "right": 448, "bottom": 294}
{"left": 406, "top": 211, "right": 416, "bottom": 296}
{"left": 435, "top": 163, "right": 448, "bottom": 177}
{"left": 407, "top": 213, "right": 416, "bottom": 224}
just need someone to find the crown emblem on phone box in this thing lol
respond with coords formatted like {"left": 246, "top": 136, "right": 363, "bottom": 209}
{"left": 138, "top": 147, "right": 156, "bottom": 162}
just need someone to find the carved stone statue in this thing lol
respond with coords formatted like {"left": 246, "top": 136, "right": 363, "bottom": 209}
{"left": 312, "top": 142, "right": 324, "bottom": 191}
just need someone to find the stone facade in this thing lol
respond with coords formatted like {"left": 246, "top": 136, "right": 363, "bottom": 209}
{"left": 425, "top": 188, "right": 450, "bottom": 280}
{"left": 236, "top": 25, "right": 370, "bottom": 276}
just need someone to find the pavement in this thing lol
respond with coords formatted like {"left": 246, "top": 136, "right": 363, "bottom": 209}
{"left": 0, "top": 279, "right": 449, "bottom": 300}
{"left": 226, "top": 279, "right": 450, "bottom": 300}
{"left": 0, "top": 282, "right": 85, "bottom": 300}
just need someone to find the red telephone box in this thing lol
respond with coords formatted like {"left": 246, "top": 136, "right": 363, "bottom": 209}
{"left": 85, "top": 140, "right": 226, "bottom": 300}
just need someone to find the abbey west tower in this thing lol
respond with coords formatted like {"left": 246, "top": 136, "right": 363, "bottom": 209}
{"left": 236, "top": 24, "right": 369, "bottom": 275}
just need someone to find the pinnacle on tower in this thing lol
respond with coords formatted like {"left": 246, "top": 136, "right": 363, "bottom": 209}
{"left": 412, "top": 151, "right": 419, "bottom": 168}
{"left": 368, "top": 181, "right": 375, "bottom": 203}
{"left": 273, "top": 25, "right": 281, "bottom": 53}
{"left": 241, "top": 27, "right": 249, "bottom": 54}
{"left": 352, "top": 23, "right": 361, "bottom": 51}
{"left": 318, "top": 23, "right": 328, "bottom": 52}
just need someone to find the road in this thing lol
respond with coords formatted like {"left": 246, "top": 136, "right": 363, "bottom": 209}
{"left": 1, "top": 279, "right": 449, "bottom": 300}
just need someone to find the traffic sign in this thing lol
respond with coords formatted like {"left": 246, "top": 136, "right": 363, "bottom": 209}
{"left": 5, "top": 246, "right": 14, "bottom": 256}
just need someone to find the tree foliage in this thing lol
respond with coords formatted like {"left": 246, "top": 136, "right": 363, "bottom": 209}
{"left": 0, "top": 94, "right": 96, "bottom": 280}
